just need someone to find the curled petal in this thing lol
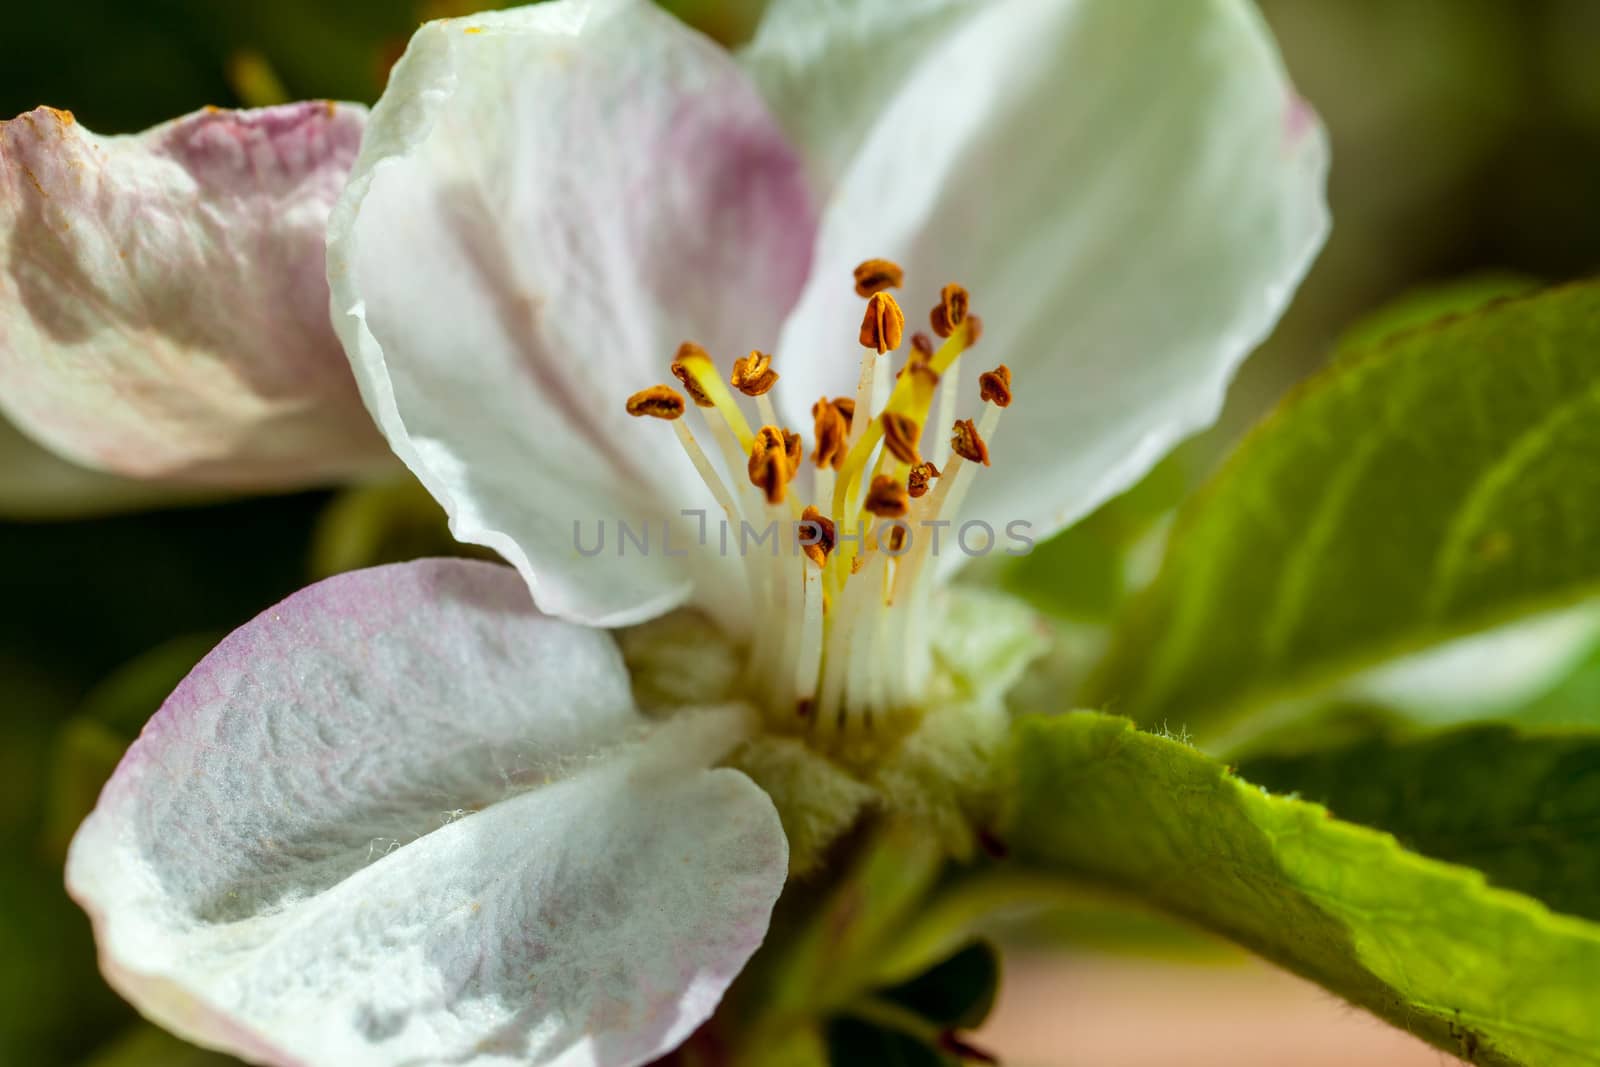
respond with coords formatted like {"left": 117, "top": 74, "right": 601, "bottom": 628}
{"left": 758, "top": 0, "right": 1329, "bottom": 559}
{"left": 329, "top": 0, "right": 817, "bottom": 626}
{"left": 0, "top": 102, "right": 392, "bottom": 486}
{"left": 67, "top": 559, "right": 787, "bottom": 1067}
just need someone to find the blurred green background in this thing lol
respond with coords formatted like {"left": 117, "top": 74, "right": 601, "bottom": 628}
{"left": 2, "top": 1, "right": 1598, "bottom": 1064}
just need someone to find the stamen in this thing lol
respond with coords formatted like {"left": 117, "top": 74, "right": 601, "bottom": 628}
{"left": 978, "top": 363, "right": 1012, "bottom": 407}
{"left": 670, "top": 343, "right": 717, "bottom": 407}
{"left": 625, "top": 384, "right": 685, "bottom": 420}
{"left": 831, "top": 307, "right": 978, "bottom": 565}
{"left": 622, "top": 265, "right": 1006, "bottom": 746}
{"left": 951, "top": 418, "right": 990, "bottom": 466}
{"left": 813, "top": 398, "right": 849, "bottom": 469}
{"left": 800, "top": 505, "right": 836, "bottom": 568}
{"left": 672, "top": 341, "right": 755, "bottom": 449}
{"left": 897, "top": 349, "right": 940, "bottom": 385}
{"left": 881, "top": 412, "right": 922, "bottom": 466}
{"left": 669, "top": 419, "right": 737, "bottom": 524}
{"left": 871, "top": 344, "right": 892, "bottom": 422}
{"left": 845, "top": 551, "right": 888, "bottom": 723}
{"left": 782, "top": 428, "right": 803, "bottom": 479}
{"left": 852, "top": 257, "right": 905, "bottom": 297}
{"left": 864, "top": 474, "right": 910, "bottom": 518}
{"left": 731, "top": 350, "right": 779, "bottom": 396}
{"left": 795, "top": 559, "right": 825, "bottom": 706}
{"left": 748, "top": 425, "right": 791, "bottom": 505}
{"left": 848, "top": 353, "right": 881, "bottom": 455}
{"left": 859, "top": 291, "right": 905, "bottom": 355}
{"left": 932, "top": 356, "right": 959, "bottom": 467}
{"left": 929, "top": 284, "right": 969, "bottom": 339}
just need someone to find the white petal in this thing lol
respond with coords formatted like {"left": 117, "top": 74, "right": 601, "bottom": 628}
{"left": 67, "top": 559, "right": 787, "bottom": 1067}
{"left": 0, "top": 103, "right": 392, "bottom": 487}
{"left": 328, "top": 0, "right": 816, "bottom": 627}
{"left": 760, "top": 0, "right": 1328, "bottom": 559}
{"left": 740, "top": 0, "right": 978, "bottom": 195}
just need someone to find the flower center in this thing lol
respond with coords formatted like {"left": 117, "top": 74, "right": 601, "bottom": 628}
{"left": 626, "top": 259, "right": 1012, "bottom": 757}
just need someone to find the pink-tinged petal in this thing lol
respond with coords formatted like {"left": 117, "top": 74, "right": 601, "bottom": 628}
{"left": 328, "top": 0, "right": 816, "bottom": 627}
{"left": 0, "top": 102, "right": 393, "bottom": 487}
{"left": 757, "top": 0, "right": 1329, "bottom": 560}
{"left": 66, "top": 558, "right": 787, "bottom": 1067}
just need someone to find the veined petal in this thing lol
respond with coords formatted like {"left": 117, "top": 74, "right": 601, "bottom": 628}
{"left": 740, "top": 0, "right": 978, "bottom": 196}
{"left": 0, "top": 103, "right": 392, "bottom": 487}
{"left": 762, "top": 0, "right": 1329, "bottom": 559}
{"left": 67, "top": 559, "right": 787, "bottom": 1067}
{"left": 328, "top": 0, "right": 816, "bottom": 627}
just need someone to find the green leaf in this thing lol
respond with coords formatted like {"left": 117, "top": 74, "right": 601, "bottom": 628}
{"left": 740, "top": 819, "right": 945, "bottom": 1024}
{"left": 1087, "top": 282, "right": 1600, "bottom": 739}
{"left": 1334, "top": 273, "right": 1541, "bottom": 353}
{"left": 880, "top": 942, "right": 1000, "bottom": 1032}
{"left": 0, "top": 861, "right": 132, "bottom": 1064}
{"left": 1008, "top": 712, "right": 1600, "bottom": 1067}
{"left": 42, "top": 718, "right": 129, "bottom": 861}
{"left": 74, "top": 634, "right": 216, "bottom": 738}
{"left": 874, "top": 872, "right": 1229, "bottom": 984}
{"left": 822, "top": 942, "right": 1002, "bottom": 1066}
{"left": 825, "top": 1018, "right": 950, "bottom": 1067}
{"left": 1503, "top": 633, "right": 1600, "bottom": 727}
{"left": 81, "top": 1025, "right": 241, "bottom": 1067}
{"left": 1237, "top": 723, "right": 1600, "bottom": 923}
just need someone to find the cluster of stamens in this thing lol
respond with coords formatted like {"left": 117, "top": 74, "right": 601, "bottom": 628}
{"left": 625, "top": 259, "right": 1012, "bottom": 752}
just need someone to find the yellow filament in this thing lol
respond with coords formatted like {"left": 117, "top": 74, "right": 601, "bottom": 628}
{"left": 677, "top": 355, "right": 755, "bottom": 450}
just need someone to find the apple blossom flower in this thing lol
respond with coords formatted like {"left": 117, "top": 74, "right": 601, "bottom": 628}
{"left": 0, "top": 100, "right": 393, "bottom": 501}
{"left": 67, "top": 0, "right": 1328, "bottom": 1064}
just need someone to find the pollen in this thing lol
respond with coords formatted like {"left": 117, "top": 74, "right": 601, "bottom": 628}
{"left": 812, "top": 398, "right": 849, "bottom": 469}
{"left": 908, "top": 461, "right": 940, "bottom": 498}
{"left": 951, "top": 418, "right": 990, "bottom": 466}
{"left": 859, "top": 291, "right": 905, "bottom": 354}
{"left": 781, "top": 428, "right": 803, "bottom": 474}
{"left": 731, "top": 350, "right": 780, "bottom": 396}
{"left": 670, "top": 343, "right": 717, "bottom": 407}
{"left": 978, "top": 364, "right": 1012, "bottom": 407}
{"left": 800, "top": 505, "right": 836, "bottom": 567}
{"left": 748, "top": 425, "right": 795, "bottom": 504}
{"left": 625, "top": 384, "right": 685, "bottom": 420}
{"left": 929, "top": 284, "right": 969, "bottom": 339}
{"left": 852, "top": 257, "right": 905, "bottom": 297}
{"left": 864, "top": 474, "right": 910, "bottom": 518}
{"left": 881, "top": 412, "right": 922, "bottom": 465}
